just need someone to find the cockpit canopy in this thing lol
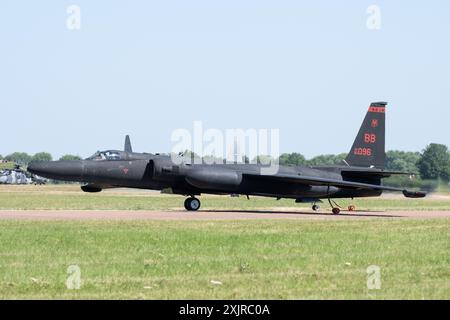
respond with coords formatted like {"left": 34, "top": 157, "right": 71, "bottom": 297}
{"left": 86, "top": 150, "right": 122, "bottom": 161}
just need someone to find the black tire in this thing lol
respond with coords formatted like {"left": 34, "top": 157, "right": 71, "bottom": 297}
{"left": 312, "top": 204, "right": 320, "bottom": 211}
{"left": 332, "top": 207, "right": 340, "bottom": 215}
{"left": 184, "top": 198, "right": 192, "bottom": 210}
{"left": 184, "top": 197, "right": 201, "bottom": 211}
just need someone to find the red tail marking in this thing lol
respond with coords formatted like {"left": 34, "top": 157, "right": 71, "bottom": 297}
{"left": 354, "top": 148, "right": 372, "bottom": 156}
{"left": 368, "top": 106, "right": 385, "bottom": 113}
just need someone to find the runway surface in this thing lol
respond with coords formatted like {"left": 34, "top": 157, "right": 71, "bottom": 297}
{"left": 0, "top": 210, "right": 449, "bottom": 220}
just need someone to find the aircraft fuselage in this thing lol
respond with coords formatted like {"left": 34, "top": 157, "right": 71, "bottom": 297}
{"left": 27, "top": 155, "right": 382, "bottom": 200}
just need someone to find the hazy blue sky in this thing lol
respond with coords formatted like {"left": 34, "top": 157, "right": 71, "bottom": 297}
{"left": 1, "top": 1, "right": 449, "bottom": 159}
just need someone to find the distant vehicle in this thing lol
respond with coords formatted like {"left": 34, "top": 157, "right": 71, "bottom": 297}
{"left": 31, "top": 175, "right": 48, "bottom": 185}
{"left": 0, "top": 164, "right": 47, "bottom": 185}
{"left": 0, "top": 168, "right": 32, "bottom": 184}
{"left": 28, "top": 102, "right": 426, "bottom": 214}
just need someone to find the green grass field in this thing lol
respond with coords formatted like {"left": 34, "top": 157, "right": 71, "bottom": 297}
{"left": 0, "top": 185, "right": 449, "bottom": 299}
{"left": 0, "top": 185, "right": 449, "bottom": 211}
{"left": 0, "top": 219, "right": 449, "bottom": 299}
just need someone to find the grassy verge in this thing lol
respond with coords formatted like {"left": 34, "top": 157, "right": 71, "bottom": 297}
{"left": 0, "top": 185, "right": 449, "bottom": 211}
{"left": 0, "top": 219, "right": 448, "bottom": 299}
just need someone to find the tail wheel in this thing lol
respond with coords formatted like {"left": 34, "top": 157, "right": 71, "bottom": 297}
{"left": 348, "top": 205, "right": 356, "bottom": 211}
{"left": 312, "top": 204, "right": 320, "bottom": 211}
{"left": 328, "top": 198, "right": 341, "bottom": 215}
{"left": 184, "top": 197, "right": 201, "bottom": 211}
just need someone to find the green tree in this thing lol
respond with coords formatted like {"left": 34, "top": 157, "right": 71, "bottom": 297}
{"left": 279, "top": 153, "right": 306, "bottom": 166}
{"left": 417, "top": 143, "right": 450, "bottom": 181}
{"left": 386, "top": 150, "right": 421, "bottom": 173}
{"left": 5, "top": 152, "right": 32, "bottom": 165}
{"left": 31, "top": 152, "right": 53, "bottom": 162}
{"left": 59, "top": 154, "right": 82, "bottom": 161}
{"left": 254, "top": 155, "right": 275, "bottom": 165}
{"left": 308, "top": 153, "right": 347, "bottom": 166}
{"left": 0, "top": 154, "right": 3, "bottom": 160}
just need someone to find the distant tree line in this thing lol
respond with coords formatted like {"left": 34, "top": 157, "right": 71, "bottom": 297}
{"left": 1, "top": 143, "right": 449, "bottom": 185}
{"left": 279, "top": 144, "right": 450, "bottom": 181}
{"left": 1, "top": 153, "right": 81, "bottom": 165}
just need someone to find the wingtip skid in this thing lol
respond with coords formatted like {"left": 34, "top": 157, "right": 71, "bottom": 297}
{"left": 403, "top": 190, "right": 427, "bottom": 198}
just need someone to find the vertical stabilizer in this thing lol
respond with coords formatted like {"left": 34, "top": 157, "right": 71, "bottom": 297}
{"left": 344, "top": 102, "right": 386, "bottom": 168}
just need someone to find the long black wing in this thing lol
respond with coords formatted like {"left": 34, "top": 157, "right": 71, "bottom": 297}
{"left": 243, "top": 173, "right": 426, "bottom": 198}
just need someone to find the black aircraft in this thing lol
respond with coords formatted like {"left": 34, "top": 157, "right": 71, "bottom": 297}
{"left": 28, "top": 102, "right": 426, "bottom": 214}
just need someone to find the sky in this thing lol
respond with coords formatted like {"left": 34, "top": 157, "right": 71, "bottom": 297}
{"left": 1, "top": 1, "right": 449, "bottom": 159}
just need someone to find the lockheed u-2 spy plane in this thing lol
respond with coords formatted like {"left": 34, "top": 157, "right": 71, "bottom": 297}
{"left": 28, "top": 102, "right": 426, "bottom": 214}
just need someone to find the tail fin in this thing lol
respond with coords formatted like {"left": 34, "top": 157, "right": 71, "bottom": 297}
{"left": 344, "top": 102, "right": 386, "bottom": 168}
{"left": 124, "top": 135, "right": 133, "bottom": 153}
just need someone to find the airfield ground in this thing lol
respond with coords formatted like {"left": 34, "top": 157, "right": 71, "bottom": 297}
{"left": 0, "top": 185, "right": 448, "bottom": 299}
{"left": 1, "top": 209, "right": 450, "bottom": 220}
{"left": 1, "top": 184, "right": 450, "bottom": 212}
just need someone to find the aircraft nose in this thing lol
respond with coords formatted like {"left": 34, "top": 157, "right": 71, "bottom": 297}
{"left": 27, "top": 161, "right": 84, "bottom": 181}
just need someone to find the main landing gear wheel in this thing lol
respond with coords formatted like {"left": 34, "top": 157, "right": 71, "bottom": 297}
{"left": 312, "top": 204, "right": 320, "bottom": 211}
{"left": 184, "top": 197, "right": 201, "bottom": 211}
{"left": 332, "top": 207, "right": 341, "bottom": 215}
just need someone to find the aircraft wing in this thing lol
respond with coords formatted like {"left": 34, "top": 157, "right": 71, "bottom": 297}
{"left": 243, "top": 173, "right": 426, "bottom": 198}
{"left": 340, "top": 169, "right": 415, "bottom": 178}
